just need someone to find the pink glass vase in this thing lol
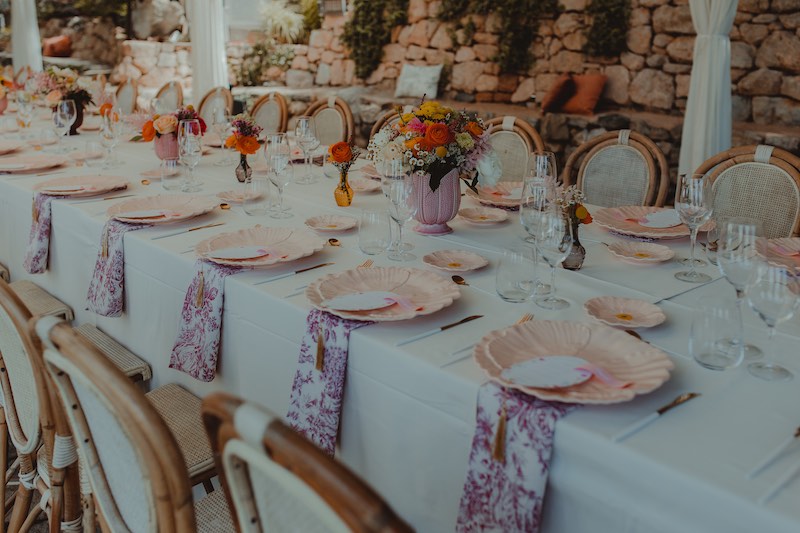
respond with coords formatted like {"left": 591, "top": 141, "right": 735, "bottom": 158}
{"left": 411, "top": 168, "right": 461, "bottom": 235}
{"left": 0, "top": 96, "right": 8, "bottom": 115}
{"left": 154, "top": 133, "right": 179, "bottom": 160}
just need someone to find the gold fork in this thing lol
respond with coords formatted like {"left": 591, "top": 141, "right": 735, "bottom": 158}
{"left": 516, "top": 313, "right": 534, "bottom": 324}
{"left": 358, "top": 259, "right": 374, "bottom": 268}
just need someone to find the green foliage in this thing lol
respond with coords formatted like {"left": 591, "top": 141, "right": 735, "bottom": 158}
{"left": 37, "top": 0, "right": 126, "bottom": 19}
{"left": 300, "top": 0, "right": 322, "bottom": 35}
{"left": 341, "top": 0, "right": 409, "bottom": 80}
{"left": 237, "top": 40, "right": 295, "bottom": 87}
{"left": 438, "top": 0, "right": 557, "bottom": 74}
{"left": 584, "top": 0, "right": 630, "bottom": 57}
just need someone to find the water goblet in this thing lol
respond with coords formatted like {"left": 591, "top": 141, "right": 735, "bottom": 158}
{"left": 690, "top": 296, "right": 744, "bottom": 371}
{"left": 269, "top": 163, "right": 294, "bottom": 219}
{"left": 380, "top": 158, "right": 413, "bottom": 253}
{"left": 16, "top": 90, "right": 34, "bottom": 135}
{"left": 161, "top": 158, "right": 181, "bottom": 191}
{"left": 386, "top": 174, "right": 418, "bottom": 262}
{"left": 83, "top": 141, "right": 105, "bottom": 168}
{"left": 212, "top": 108, "right": 232, "bottom": 166}
{"left": 533, "top": 209, "right": 573, "bottom": 310}
{"left": 243, "top": 175, "right": 271, "bottom": 216}
{"left": 358, "top": 209, "right": 391, "bottom": 255}
{"left": 294, "top": 116, "right": 319, "bottom": 184}
{"left": 528, "top": 150, "right": 558, "bottom": 185}
{"left": 264, "top": 133, "right": 290, "bottom": 174}
{"left": 674, "top": 174, "right": 713, "bottom": 283}
{"left": 496, "top": 246, "right": 538, "bottom": 303}
{"left": 53, "top": 99, "right": 76, "bottom": 153}
{"left": 178, "top": 119, "right": 202, "bottom": 192}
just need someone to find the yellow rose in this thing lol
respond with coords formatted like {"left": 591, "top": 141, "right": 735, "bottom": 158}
{"left": 153, "top": 114, "right": 178, "bottom": 135}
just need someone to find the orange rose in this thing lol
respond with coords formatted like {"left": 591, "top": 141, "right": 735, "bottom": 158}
{"left": 404, "top": 137, "right": 432, "bottom": 154}
{"left": 99, "top": 103, "right": 113, "bottom": 117}
{"left": 424, "top": 123, "right": 452, "bottom": 147}
{"left": 328, "top": 141, "right": 353, "bottom": 164}
{"left": 141, "top": 120, "right": 156, "bottom": 142}
{"left": 226, "top": 134, "right": 260, "bottom": 155}
{"left": 466, "top": 121, "right": 484, "bottom": 138}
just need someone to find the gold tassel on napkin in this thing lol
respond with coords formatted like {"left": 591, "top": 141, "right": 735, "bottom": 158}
{"left": 194, "top": 268, "right": 205, "bottom": 308}
{"left": 101, "top": 225, "right": 109, "bottom": 258}
{"left": 492, "top": 398, "right": 508, "bottom": 463}
{"left": 315, "top": 325, "right": 325, "bottom": 372}
{"left": 31, "top": 198, "right": 38, "bottom": 223}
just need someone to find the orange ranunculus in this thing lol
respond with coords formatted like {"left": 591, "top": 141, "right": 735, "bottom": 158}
{"left": 404, "top": 137, "right": 432, "bottom": 154}
{"left": 466, "top": 121, "right": 484, "bottom": 138}
{"left": 328, "top": 141, "right": 353, "bottom": 164}
{"left": 424, "top": 123, "right": 452, "bottom": 147}
{"left": 99, "top": 103, "right": 113, "bottom": 117}
{"left": 141, "top": 120, "right": 156, "bottom": 142}
{"left": 226, "top": 134, "right": 260, "bottom": 155}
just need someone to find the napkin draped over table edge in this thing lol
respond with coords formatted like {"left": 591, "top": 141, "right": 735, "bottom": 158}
{"left": 24, "top": 193, "right": 59, "bottom": 274}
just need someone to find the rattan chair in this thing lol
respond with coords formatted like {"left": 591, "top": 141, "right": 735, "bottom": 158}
{"left": 250, "top": 92, "right": 289, "bottom": 133}
{"left": 562, "top": 129, "right": 669, "bottom": 208}
{"left": 304, "top": 96, "right": 354, "bottom": 146}
{"left": 485, "top": 116, "right": 546, "bottom": 182}
{"left": 34, "top": 317, "right": 233, "bottom": 532}
{"left": 154, "top": 81, "right": 184, "bottom": 113}
{"left": 197, "top": 86, "right": 234, "bottom": 128}
{"left": 369, "top": 105, "right": 414, "bottom": 138}
{"left": 0, "top": 262, "right": 8, "bottom": 282}
{"left": 9, "top": 280, "right": 73, "bottom": 321}
{"left": 695, "top": 144, "right": 800, "bottom": 238}
{"left": 202, "top": 392, "right": 413, "bottom": 533}
{"left": 115, "top": 78, "right": 138, "bottom": 115}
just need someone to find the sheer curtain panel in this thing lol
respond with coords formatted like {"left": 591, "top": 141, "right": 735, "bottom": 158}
{"left": 187, "top": 0, "right": 229, "bottom": 105}
{"left": 11, "top": 0, "right": 43, "bottom": 72}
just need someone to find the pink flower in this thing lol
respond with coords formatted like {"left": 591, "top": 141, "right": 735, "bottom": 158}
{"left": 405, "top": 117, "right": 426, "bottom": 134}
{"left": 45, "top": 90, "right": 62, "bottom": 105}
{"left": 153, "top": 114, "right": 178, "bottom": 135}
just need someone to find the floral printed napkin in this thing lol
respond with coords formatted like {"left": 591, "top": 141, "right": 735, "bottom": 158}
{"left": 23, "top": 193, "right": 59, "bottom": 274}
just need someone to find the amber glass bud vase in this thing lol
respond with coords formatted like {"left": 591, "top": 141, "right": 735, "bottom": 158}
{"left": 334, "top": 169, "right": 353, "bottom": 207}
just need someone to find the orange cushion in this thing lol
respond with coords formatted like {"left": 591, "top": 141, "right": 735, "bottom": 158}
{"left": 560, "top": 74, "right": 607, "bottom": 115}
{"left": 540, "top": 74, "right": 575, "bottom": 113}
{"left": 43, "top": 35, "right": 72, "bottom": 58}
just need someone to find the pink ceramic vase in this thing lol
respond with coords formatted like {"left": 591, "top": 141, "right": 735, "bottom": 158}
{"left": 154, "top": 133, "right": 179, "bottom": 160}
{"left": 0, "top": 96, "right": 7, "bottom": 115}
{"left": 411, "top": 168, "right": 461, "bottom": 235}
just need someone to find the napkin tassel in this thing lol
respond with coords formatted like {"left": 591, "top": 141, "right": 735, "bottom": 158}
{"left": 32, "top": 198, "right": 38, "bottom": 224}
{"left": 492, "top": 399, "right": 508, "bottom": 463}
{"left": 315, "top": 325, "right": 325, "bottom": 372}
{"left": 101, "top": 226, "right": 109, "bottom": 258}
{"left": 194, "top": 269, "right": 205, "bottom": 308}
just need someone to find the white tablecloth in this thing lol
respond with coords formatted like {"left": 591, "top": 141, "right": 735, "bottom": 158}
{"left": 1, "top": 125, "right": 799, "bottom": 533}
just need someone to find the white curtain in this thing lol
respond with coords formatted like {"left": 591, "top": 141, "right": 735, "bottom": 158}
{"left": 187, "top": 0, "right": 229, "bottom": 105}
{"left": 11, "top": 0, "right": 43, "bottom": 72}
{"left": 678, "top": 0, "right": 738, "bottom": 177}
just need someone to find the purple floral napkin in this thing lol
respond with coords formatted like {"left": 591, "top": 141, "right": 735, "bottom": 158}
{"left": 169, "top": 260, "right": 243, "bottom": 382}
{"left": 23, "top": 193, "right": 59, "bottom": 274}
{"left": 285, "top": 309, "right": 372, "bottom": 456}
{"left": 456, "top": 383, "right": 577, "bottom": 532}
{"left": 86, "top": 219, "right": 151, "bottom": 317}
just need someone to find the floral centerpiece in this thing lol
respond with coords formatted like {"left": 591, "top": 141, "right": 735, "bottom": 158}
{"left": 34, "top": 67, "right": 94, "bottom": 134}
{"left": 555, "top": 184, "right": 592, "bottom": 270}
{"left": 0, "top": 71, "right": 13, "bottom": 114}
{"left": 225, "top": 114, "right": 263, "bottom": 183}
{"left": 328, "top": 139, "right": 361, "bottom": 206}
{"left": 138, "top": 105, "right": 207, "bottom": 160}
{"left": 367, "top": 100, "right": 501, "bottom": 235}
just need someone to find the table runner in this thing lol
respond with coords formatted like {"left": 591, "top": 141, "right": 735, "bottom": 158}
{"left": 457, "top": 382, "right": 576, "bottom": 532}
{"left": 23, "top": 193, "right": 58, "bottom": 274}
{"left": 285, "top": 309, "right": 372, "bottom": 456}
{"left": 169, "top": 259, "right": 242, "bottom": 381}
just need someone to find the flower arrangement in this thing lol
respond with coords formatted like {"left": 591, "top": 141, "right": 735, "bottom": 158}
{"left": 34, "top": 67, "right": 93, "bottom": 108}
{"left": 555, "top": 185, "right": 592, "bottom": 225}
{"left": 139, "top": 105, "right": 207, "bottom": 141}
{"left": 367, "top": 100, "right": 501, "bottom": 192}
{"left": 225, "top": 114, "right": 263, "bottom": 155}
{"left": 327, "top": 139, "right": 361, "bottom": 173}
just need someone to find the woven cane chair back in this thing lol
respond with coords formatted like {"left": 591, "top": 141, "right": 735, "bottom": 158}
{"left": 203, "top": 393, "right": 413, "bottom": 533}
{"left": 305, "top": 97, "right": 354, "bottom": 145}
{"left": 696, "top": 145, "right": 800, "bottom": 238}
{"left": 155, "top": 81, "right": 184, "bottom": 113}
{"left": 369, "top": 106, "right": 414, "bottom": 139}
{"left": 485, "top": 117, "right": 546, "bottom": 182}
{"left": 197, "top": 86, "right": 234, "bottom": 127}
{"left": 36, "top": 318, "right": 196, "bottom": 533}
{"left": 251, "top": 93, "right": 288, "bottom": 134}
{"left": 563, "top": 130, "right": 669, "bottom": 208}
{"left": 115, "top": 79, "right": 138, "bottom": 115}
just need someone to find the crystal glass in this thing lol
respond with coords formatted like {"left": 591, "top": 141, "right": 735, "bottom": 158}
{"left": 100, "top": 109, "right": 123, "bottom": 167}
{"left": 53, "top": 99, "right": 76, "bottom": 153}
{"left": 83, "top": 141, "right": 105, "bottom": 168}
{"left": 294, "top": 116, "right": 319, "bottom": 184}
{"left": 747, "top": 264, "right": 798, "bottom": 381}
{"left": 178, "top": 119, "right": 202, "bottom": 192}
{"left": 380, "top": 158, "right": 413, "bottom": 253}
{"left": 264, "top": 133, "right": 290, "bottom": 174}
{"left": 386, "top": 174, "right": 418, "bottom": 262}
{"left": 212, "top": 108, "right": 232, "bottom": 166}
{"left": 519, "top": 177, "right": 553, "bottom": 294}
{"left": 690, "top": 296, "right": 744, "bottom": 371}
{"left": 161, "top": 158, "right": 181, "bottom": 191}
{"left": 675, "top": 174, "right": 713, "bottom": 283}
{"left": 533, "top": 210, "right": 573, "bottom": 310}
{"left": 243, "top": 175, "right": 271, "bottom": 216}
{"left": 528, "top": 150, "right": 558, "bottom": 184}
{"left": 717, "top": 218, "right": 765, "bottom": 360}
{"left": 269, "top": 163, "right": 294, "bottom": 219}
{"left": 496, "top": 246, "right": 537, "bottom": 303}
{"left": 15, "top": 90, "right": 34, "bottom": 134}
{"left": 358, "top": 209, "right": 391, "bottom": 255}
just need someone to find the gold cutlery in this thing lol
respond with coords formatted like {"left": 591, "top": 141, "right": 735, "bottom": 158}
{"left": 760, "top": 456, "right": 800, "bottom": 504}
{"left": 151, "top": 222, "right": 225, "bottom": 241}
{"left": 451, "top": 274, "right": 494, "bottom": 296}
{"left": 612, "top": 392, "right": 701, "bottom": 442}
{"left": 448, "top": 313, "right": 534, "bottom": 359}
{"left": 358, "top": 259, "right": 373, "bottom": 268}
{"left": 255, "top": 262, "right": 335, "bottom": 285}
{"left": 748, "top": 426, "right": 800, "bottom": 479}
{"left": 327, "top": 238, "right": 341, "bottom": 247}
{"left": 396, "top": 315, "right": 484, "bottom": 347}
{"left": 284, "top": 259, "right": 370, "bottom": 298}
{"left": 72, "top": 193, "right": 135, "bottom": 204}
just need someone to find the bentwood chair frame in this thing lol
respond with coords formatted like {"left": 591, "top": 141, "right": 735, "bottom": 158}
{"left": 304, "top": 97, "right": 355, "bottom": 145}
{"left": 369, "top": 105, "right": 415, "bottom": 138}
{"left": 115, "top": 78, "right": 138, "bottom": 115}
{"left": 155, "top": 81, "right": 184, "bottom": 111}
{"left": 197, "top": 86, "right": 234, "bottom": 126}
{"left": 484, "top": 116, "right": 546, "bottom": 182}
{"left": 562, "top": 129, "right": 670, "bottom": 208}
{"left": 250, "top": 92, "right": 289, "bottom": 133}
{"left": 694, "top": 144, "right": 800, "bottom": 238}
{"left": 0, "top": 280, "right": 81, "bottom": 533}
{"left": 202, "top": 392, "right": 413, "bottom": 533}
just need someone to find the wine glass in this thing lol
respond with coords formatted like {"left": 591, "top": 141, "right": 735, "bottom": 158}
{"left": 243, "top": 175, "right": 271, "bottom": 216}
{"left": 178, "top": 119, "right": 202, "bottom": 192}
{"left": 100, "top": 108, "right": 123, "bottom": 167}
{"left": 528, "top": 150, "right": 558, "bottom": 185}
{"left": 716, "top": 218, "right": 765, "bottom": 361}
{"left": 212, "top": 108, "right": 232, "bottom": 166}
{"left": 294, "top": 116, "right": 319, "bottom": 184}
{"left": 264, "top": 133, "right": 290, "bottom": 175}
{"left": 269, "top": 163, "right": 294, "bottom": 219}
{"left": 379, "top": 158, "right": 414, "bottom": 254}
{"left": 747, "top": 264, "right": 798, "bottom": 381}
{"left": 519, "top": 178, "right": 554, "bottom": 294}
{"left": 16, "top": 90, "right": 34, "bottom": 134}
{"left": 533, "top": 209, "right": 573, "bottom": 310}
{"left": 386, "top": 174, "right": 418, "bottom": 262}
{"left": 674, "top": 174, "right": 713, "bottom": 283}
{"left": 53, "top": 99, "right": 76, "bottom": 153}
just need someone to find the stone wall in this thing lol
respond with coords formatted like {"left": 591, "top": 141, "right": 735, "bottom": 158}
{"left": 40, "top": 16, "right": 123, "bottom": 67}
{"left": 112, "top": 40, "right": 193, "bottom": 91}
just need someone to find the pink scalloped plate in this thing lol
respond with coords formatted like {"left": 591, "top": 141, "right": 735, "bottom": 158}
{"left": 35, "top": 175, "right": 128, "bottom": 198}
{"left": 757, "top": 237, "right": 800, "bottom": 269}
{"left": 305, "top": 214, "right": 357, "bottom": 232}
{"left": 423, "top": 250, "right": 489, "bottom": 272}
{"left": 349, "top": 176, "right": 381, "bottom": 193}
{"left": 594, "top": 206, "right": 711, "bottom": 239}
{"left": 107, "top": 195, "right": 218, "bottom": 224}
{"left": 0, "top": 154, "right": 68, "bottom": 173}
{"left": 357, "top": 162, "right": 380, "bottom": 179}
{"left": 584, "top": 296, "right": 666, "bottom": 328}
{"left": 216, "top": 190, "right": 264, "bottom": 204}
{"left": 474, "top": 319, "right": 673, "bottom": 404}
{"left": 0, "top": 140, "right": 24, "bottom": 155}
{"left": 306, "top": 267, "right": 460, "bottom": 321}
{"left": 196, "top": 225, "right": 326, "bottom": 267}
{"left": 465, "top": 181, "right": 524, "bottom": 209}
{"left": 458, "top": 206, "right": 509, "bottom": 225}
{"left": 607, "top": 241, "right": 675, "bottom": 264}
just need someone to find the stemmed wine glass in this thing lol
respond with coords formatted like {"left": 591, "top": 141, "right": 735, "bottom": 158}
{"left": 674, "top": 174, "right": 713, "bottom": 283}
{"left": 212, "top": 108, "right": 232, "bottom": 166}
{"left": 746, "top": 264, "right": 798, "bottom": 381}
{"left": 379, "top": 157, "right": 413, "bottom": 254}
{"left": 100, "top": 107, "right": 123, "bottom": 167}
{"left": 178, "top": 119, "right": 202, "bottom": 192}
{"left": 53, "top": 99, "right": 76, "bottom": 153}
{"left": 264, "top": 134, "right": 292, "bottom": 219}
{"left": 519, "top": 177, "right": 554, "bottom": 294}
{"left": 294, "top": 116, "right": 320, "bottom": 185}
{"left": 533, "top": 209, "right": 573, "bottom": 310}
{"left": 268, "top": 162, "right": 294, "bottom": 219}
{"left": 529, "top": 151, "right": 558, "bottom": 184}
{"left": 16, "top": 90, "right": 34, "bottom": 135}
{"left": 386, "top": 174, "right": 418, "bottom": 262}
{"left": 716, "top": 218, "right": 765, "bottom": 361}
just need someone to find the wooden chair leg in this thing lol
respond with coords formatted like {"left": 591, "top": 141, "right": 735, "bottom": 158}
{"left": 81, "top": 494, "right": 96, "bottom": 533}
{"left": 17, "top": 505, "right": 42, "bottom": 533}
{"left": 7, "top": 455, "right": 34, "bottom": 533}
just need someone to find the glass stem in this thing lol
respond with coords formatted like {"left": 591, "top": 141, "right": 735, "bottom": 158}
{"left": 735, "top": 291, "right": 746, "bottom": 359}
{"left": 689, "top": 227, "right": 699, "bottom": 275}
{"left": 549, "top": 265, "right": 557, "bottom": 299}
{"left": 277, "top": 186, "right": 284, "bottom": 212}
{"left": 396, "top": 221, "right": 404, "bottom": 251}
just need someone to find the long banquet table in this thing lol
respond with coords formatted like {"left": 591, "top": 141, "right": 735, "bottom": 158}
{"left": 1, "top": 122, "right": 800, "bottom": 532}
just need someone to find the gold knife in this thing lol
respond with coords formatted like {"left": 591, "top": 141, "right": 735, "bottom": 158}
{"left": 255, "top": 262, "right": 335, "bottom": 285}
{"left": 613, "top": 392, "right": 701, "bottom": 442}
{"left": 396, "top": 315, "right": 484, "bottom": 346}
